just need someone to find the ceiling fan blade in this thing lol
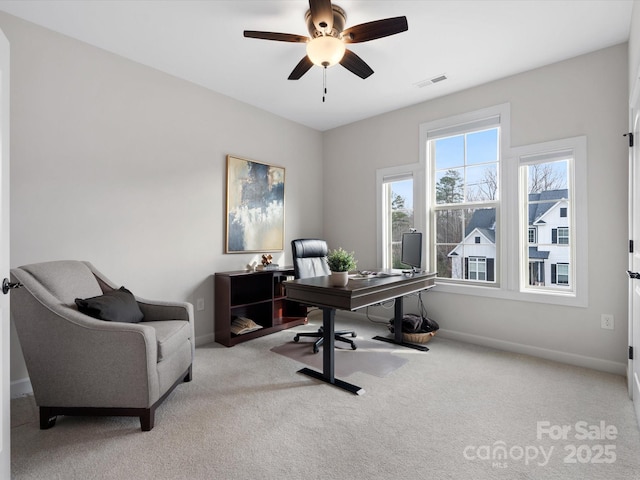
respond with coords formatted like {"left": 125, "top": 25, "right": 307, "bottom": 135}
{"left": 342, "top": 16, "right": 408, "bottom": 43}
{"left": 288, "top": 56, "right": 314, "bottom": 80}
{"left": 340, "top": 49, "right": 374, "bottom": 79}
{"left": 309, "top": 0, "right": 333, "bottom": 32}
{"left": 244, "top": 31, "right": 309, "bottom": 43}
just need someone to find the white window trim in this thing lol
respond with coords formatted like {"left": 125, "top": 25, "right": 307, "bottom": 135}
{"left": 557, "top": 227, "right": 569, "bottom": 245}
{"left": 420, "top": 103, "right": 509, "bottom": 286}
{"left": 469, "top": 256, "right": 487, "bottom": 281}
{"left": 512, "top": 136, "right": 587, "bottom": 306}
{"left": 555, "top": 263, "right": 570, "bottom": 285}
{"left": 376, "top": 163, "right": 424, "bottom": 269}
{"left": 419, "top": 103, "right": 588, "bottom": 308}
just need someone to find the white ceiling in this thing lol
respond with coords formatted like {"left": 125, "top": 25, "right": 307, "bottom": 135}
{"left": 0, "top": 0, "right": 633, "bottom": 131}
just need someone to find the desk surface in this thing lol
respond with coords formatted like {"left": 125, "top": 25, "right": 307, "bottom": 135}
{"left": 284, "top": 271, "right": 436, "bottom": 311}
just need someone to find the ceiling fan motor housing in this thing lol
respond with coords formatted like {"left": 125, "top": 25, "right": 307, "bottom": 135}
{"left": 305, "top": 4, "right": 346, "bottom": 38}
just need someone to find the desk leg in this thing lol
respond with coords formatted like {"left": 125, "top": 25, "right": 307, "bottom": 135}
{"left": 373, "top": 296, "right": 430, "bottom": 352}
{"left": 323, "top": 306, "right": 335, "bottom": 383}
{"left": 298, "top": 307, "right": 364, "bottom": 395}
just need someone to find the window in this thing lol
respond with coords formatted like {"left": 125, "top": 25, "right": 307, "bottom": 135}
{"left": 556, "top": 227, "right": 569, "bottom": 245}
{"left": 427, "top": 114, "right": 500, "bottom": 284}
{"left": 468, "top": 257, "right": 487, "bottom": 281}
{"left": 419, "top": 104, "right": 587, "bottom": 307}
{"left": 377, "top": 164, "right": 422, "bottom": 270}
{"left": 521, "top": 151, "right": 575, "bottom": 293}
{"left": 552, "top": 263, "right": 570, "bottom": 285}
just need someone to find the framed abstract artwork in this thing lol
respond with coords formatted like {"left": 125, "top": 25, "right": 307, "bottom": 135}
{"left": 225, "top": 155, "right": 285, "bottom": 253}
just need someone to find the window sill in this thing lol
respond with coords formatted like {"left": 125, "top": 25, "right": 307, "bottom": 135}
{"left": 432, "top": 281, "right": 587, "bottom": 308}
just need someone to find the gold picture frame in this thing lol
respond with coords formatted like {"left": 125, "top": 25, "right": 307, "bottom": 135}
{"left": 225, "top": 155, "right": 285, "bottom": 253}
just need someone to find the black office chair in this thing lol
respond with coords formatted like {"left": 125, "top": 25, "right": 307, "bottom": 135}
{"left": 291, "top": 239, "right": 357, "bottom": 353}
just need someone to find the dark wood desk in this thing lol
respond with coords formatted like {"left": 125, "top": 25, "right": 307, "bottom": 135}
{"left": 283, "top": 271, "right": 436, "bottom": 394}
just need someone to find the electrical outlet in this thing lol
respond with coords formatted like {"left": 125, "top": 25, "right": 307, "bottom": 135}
{"left": 196, "top": 298, "right": 205, "bottom": 311}
{"left": 601, "top": 314, "right": 614, "bottom": 330}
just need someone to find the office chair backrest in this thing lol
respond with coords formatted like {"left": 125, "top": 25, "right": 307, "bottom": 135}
{"left": 291, "top": 239, "right": 331, "bottom": 279}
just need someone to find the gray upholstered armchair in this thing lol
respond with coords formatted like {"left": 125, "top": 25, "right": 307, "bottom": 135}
{"left": 10, "top": 260, "right": 194, "bottom": 431}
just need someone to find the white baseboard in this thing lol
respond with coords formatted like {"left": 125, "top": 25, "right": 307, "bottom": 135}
{"left": 436, "top": 329, "right": 627, "bottom": 376}
{"left": 342, "top": 310, "right": 626, "bottom": 376}
{"left": 11, "top": 377, "right": 32, "bottom": 399}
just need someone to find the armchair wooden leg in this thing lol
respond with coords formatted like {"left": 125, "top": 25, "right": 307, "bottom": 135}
{"left": 183, "top": 365, "right": 193, "bottom": 382}
{"left": 140, "top": 408, "right": 154, "bottom": 431}
{"left": 39, "top": 407, "right": 57, "bottom": 429}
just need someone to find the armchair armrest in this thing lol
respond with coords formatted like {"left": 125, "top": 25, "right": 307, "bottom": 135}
{"left": 85, "top": 261, "right": 194, "bottom": 323}
{"left": 136, "top": 298, "right": 193, "bottom": 323}
{"left": 10, "top": 283, "right": 161, "bottom": 408}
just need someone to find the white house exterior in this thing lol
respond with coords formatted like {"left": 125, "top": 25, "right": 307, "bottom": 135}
{"left": 448, "top": 189, "right": 570, "bottom": 287}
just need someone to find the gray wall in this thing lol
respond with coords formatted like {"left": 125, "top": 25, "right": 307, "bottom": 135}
{"left": 323, "top": 43, "right": 630, "bottom": 374}
{"left": 5, "top": 9, "right": 636, "bottom": 388}
{"left": 1, "top": 12, "right": 324, "bottom": 386}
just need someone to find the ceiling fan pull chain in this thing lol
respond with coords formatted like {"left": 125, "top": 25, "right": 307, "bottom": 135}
{"left": 323, "top": 66, "right": 327, "bottom": 102}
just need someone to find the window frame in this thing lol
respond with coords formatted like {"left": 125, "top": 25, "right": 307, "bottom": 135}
{"left": 418, "top": 103, "right": 588, "bottom": 307}
{"left": 376, "top": 163, "right": 424, "bottom": 269}
{"left": 421, "top": 104, "right": 506, "bottom": 287}
{"left": 554, "top": 263, "right": 570, "bottom": 285}
{"left": 468, "top": 256, "right": 487, "bottom": 281}
{"left": 557, "top": 226, "right": 569, "bottom": 245}
{"left": 516, "top": 139, "right": 586, "bottom": 304}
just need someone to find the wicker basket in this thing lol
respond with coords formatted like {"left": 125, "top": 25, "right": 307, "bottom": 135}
{"left": 402, "top": 331, "right": 436, "bottom": 344}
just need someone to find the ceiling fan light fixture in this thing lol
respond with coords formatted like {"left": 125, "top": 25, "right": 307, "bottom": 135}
{"left": 306, "top": 36, "right": 345, "bottom": 67}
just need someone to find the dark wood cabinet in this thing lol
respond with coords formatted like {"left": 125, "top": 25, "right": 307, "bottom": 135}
{"left": 214, "top": 269, "right": 308, "bottom": 346}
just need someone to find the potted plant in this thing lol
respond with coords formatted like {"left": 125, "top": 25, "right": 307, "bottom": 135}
{"left": 326, "top": 247, "right": 357, "bottom": 287}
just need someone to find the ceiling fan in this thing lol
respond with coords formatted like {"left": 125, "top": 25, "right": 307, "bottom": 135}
{"left": 243, "top": 0, "right": 408, "bottom": 81}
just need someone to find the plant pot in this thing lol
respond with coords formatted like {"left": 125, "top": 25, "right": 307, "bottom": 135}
{"left": 329, "top": 271, "right": 349, "bottom": 287}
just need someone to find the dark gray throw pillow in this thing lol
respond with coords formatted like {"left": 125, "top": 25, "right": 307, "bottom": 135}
{"left": 75, "top": 286, "right": 144, "bottom": 323}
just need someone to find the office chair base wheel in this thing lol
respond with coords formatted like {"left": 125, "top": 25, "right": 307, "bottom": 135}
{"left": 293, "top": 335, "right": 300, "bottom": 342}
{"left": 351, "top": 344, "right": 357, "bottom": 350}
{"left": 351, "top": 332, "right": 357, "bottom": 338}
{"left": 313, "top": 345, "right": 320, "bottom": 354}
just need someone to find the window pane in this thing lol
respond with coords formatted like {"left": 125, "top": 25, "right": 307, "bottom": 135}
{"left": 436, "top": 209, "right": 465, "bottom": 244}
{"left": 435, "top": 135, "right": 464, "bottom": 170}
{"left": 527, "top": 160, "right": 568, "bottom": 193}
{"left": 435, "top": 207, "right": 496, "bottom": 281}
{"left": 466, "top": 164, "right": 497, "bottom": 201}
{"left": 382, "top": 178, "right": 414, "bottom": 269}
{"left": 469, "top": 257, "right": 487, "bottom": 281}
{"left": 435, "top": 128, "right": 499, "bottom": 206}
{"left": 522, "top": 158, "right": 572, "bottom": 291}
{"left": 430, "top": 122, "right": 499, "bottom": 285}
{"left": 436, "top": 169, "right": 464, "bottom": 204}
{"left": 558, "top": 227, "right": 569, "bottom": 245}
{"left": 437, "top": 244, "right": 455, "bottom": 278}
{"left": 467, "top": 129, "right": 498, "bottom": 165}
{"left": 557, "top": 264, "right": 569, "bottom": 285}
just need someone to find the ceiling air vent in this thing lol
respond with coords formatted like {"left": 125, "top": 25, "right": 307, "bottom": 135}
{"left": 414, "top": 74, "right": 448, "bottom": 88}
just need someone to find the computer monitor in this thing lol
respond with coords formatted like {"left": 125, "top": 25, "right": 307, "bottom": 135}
{"left": 401, "top": 231, "right": 422, "bottom": 273}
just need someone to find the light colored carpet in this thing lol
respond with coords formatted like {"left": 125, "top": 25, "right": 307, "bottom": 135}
{"left": 10, "top": 316, "right": 640, "bottom": 480}
{"left": 270, "top": 335, "right": 409, "bottom": 378}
